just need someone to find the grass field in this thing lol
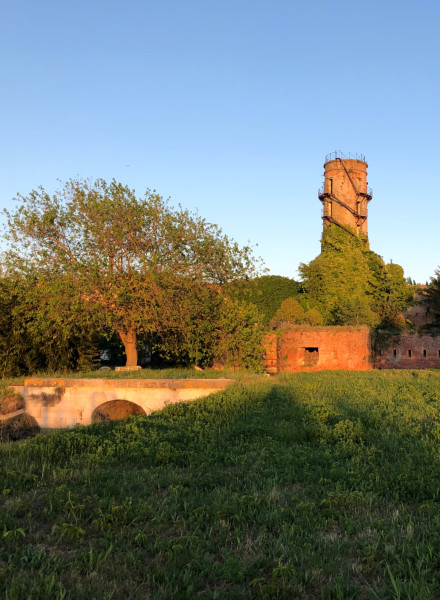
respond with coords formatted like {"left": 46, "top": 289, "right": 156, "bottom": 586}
{"left": 2, "top": 370, "right": 440, "bottom": 599}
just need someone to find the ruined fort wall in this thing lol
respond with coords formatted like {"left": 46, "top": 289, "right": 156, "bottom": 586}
{"left": 263, "top": 327, "right": 372, "bottom": 373}
{"left": 377, "top": 334, "right": 440, "bottom": 369}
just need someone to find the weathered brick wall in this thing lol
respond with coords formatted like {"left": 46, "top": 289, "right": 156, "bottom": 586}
{"left": 323, "top": 158, "right": 369, "bottom": 236}
{"left": 264, "top": 327, "right": 372, "bottom": 373}
{"left": 378, "top": 334, "right": 440, "bottom": 369}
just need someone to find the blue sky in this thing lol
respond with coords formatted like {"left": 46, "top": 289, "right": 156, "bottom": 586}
{"left": 1, "top": 0, "right": 439, "bottom": 283}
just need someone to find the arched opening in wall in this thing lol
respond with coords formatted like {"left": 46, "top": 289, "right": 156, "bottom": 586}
{"left": 91, "top": 400, "right": 146, "bottom": 423}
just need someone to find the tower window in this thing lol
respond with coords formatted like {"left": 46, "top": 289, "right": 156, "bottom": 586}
{"left": 408, "top": 350, "right": 412, "bottom": 358}
{"left": 393, "top": 349, "right": 397, "bottom": 358}
{"left": 423, "top": 349, "right": 427, "bottom": 358}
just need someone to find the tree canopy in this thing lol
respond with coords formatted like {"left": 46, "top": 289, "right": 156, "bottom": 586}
{"left": 0, "top": 273, "right": 98, "bottom": 376}
{"left": 425, "top": 269, "right": 440, "bottom": 323}
{"left": 227, "top": 275, "right": 300, "bottom": 326}
{"left": 298, "top": 227, "right": 411, "bottom": 328}
{"left": 3, "top": 179, "right": 262, "bottom": 367}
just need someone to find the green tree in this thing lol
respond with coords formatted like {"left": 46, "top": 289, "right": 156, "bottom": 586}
{"left": 299, "top": 227, "right": 410, "bottom": 327}
{"left": 425, "top": 269, "right": 440, "bottom": 322}
{"left": 228, "top": 275, "right": 300, "bottom": 326}
{"left": 368, "top": 259, "right": 412, "bottom": 328}
{"left": 271, "top": 297, "right": 305, "bottom": 325}
{"left": 4, "top": 179, "right": 261, "bottom": 367}
{"left": 212, "top": 298, "right": 264, "bottom": 371}
{"left": 148, "top": 291, "right": 264, "bottom": 370}
{"left": 303, "top": 307, "right": 324, "bottom": 326}
{"left": 0, "top": 273, "right": 98, "bottom": 376}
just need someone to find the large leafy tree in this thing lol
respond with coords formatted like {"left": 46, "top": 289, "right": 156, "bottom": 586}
{"left": 4, "top": 179, "right": 261, "bottom": 366}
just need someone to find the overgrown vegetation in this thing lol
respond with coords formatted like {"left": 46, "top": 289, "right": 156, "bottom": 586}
{"left": 298, "top": 227, "right": 412, "bottom": 329}
{"left": 228, "top": 275, "right": 301, "bottom": 327}
{"left": 2, "top": 371, "right": 440, "bottom": 598}
{"left": 424, "top": 269, "right": 440, "bottom": 324}
{"left": 0, "top": 277, "right": 100, "bottom": 377}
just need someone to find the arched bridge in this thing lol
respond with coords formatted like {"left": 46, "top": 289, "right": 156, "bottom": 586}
{"left": 13, "top": 378, "right": 235, "bottom": 429}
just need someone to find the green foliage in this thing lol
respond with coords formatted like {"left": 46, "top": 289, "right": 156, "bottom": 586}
{"left": 3, "top": 372, "right": 440, "bottom": 597}
{"left": 4, "top": 179, "right": 262, "bottom": 367}
{"left": 303, "top": 307, "right": 324, "bottom": 325}
{"left": 271, "top": 297, "right": 324, "bottom": 327}
{"left": 0, "top": 274, "right": 99, "bottom": 376}
{"left": 425, "top": 268, "right": 440, "bottom": 322}
{"left": 153, "top": 295, "right": 265, "bottom": 370}
{"left": 299, "top": 227, "right": 411, "bottom": 328}
{"left": 367, "top": 255, "right": 413, "bottom": 328}
{"left": 273, "top": 297, "right": 304, "bottom": 323}
{"left": 228, "top": 275, "right": 300, "bottom": 326}
{"left": 213, "top": 298, "right": 264, "bottom": 371}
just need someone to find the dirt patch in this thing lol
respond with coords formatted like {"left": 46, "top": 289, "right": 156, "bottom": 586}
{"left": 92, "top": 400, "right": 146, "bottom": 423}
{"left": 0, "top": 395, "right": 25, "bottom": 415}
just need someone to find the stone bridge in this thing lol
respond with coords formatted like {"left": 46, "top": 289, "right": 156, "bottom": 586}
{"left": 12, "top": 378, "right": 234, "bottom": 429}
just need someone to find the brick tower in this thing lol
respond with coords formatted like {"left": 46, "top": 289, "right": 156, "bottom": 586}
{"left": 318, "top": 152, "right": 373, "bottom": 243}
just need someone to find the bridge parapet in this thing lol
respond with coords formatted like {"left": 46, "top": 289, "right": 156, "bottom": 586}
{"left": 13, "top": 378, "right": 235, "bottom": 429}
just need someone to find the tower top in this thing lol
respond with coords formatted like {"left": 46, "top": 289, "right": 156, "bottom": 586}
{"left": 324, "top": 151, "right": 368, "bottom": 165}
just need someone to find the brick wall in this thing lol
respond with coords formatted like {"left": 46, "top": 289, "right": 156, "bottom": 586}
{"left": 377, "top": 334, "right": 440, "bottom": 369}
{"left": 263, "top": 326, "right": 372, "bottom": 373}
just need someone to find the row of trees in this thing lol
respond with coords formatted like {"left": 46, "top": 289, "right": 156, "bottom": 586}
{"left": 1, "top": 177, "right": 439, "bottom": 376}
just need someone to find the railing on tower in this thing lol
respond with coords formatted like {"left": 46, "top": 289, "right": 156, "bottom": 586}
{"left": 325, "top": 151, "right": 367, "bottom": 163}
{"left": 318, "top": 185, "right": 373, "bottom": 198}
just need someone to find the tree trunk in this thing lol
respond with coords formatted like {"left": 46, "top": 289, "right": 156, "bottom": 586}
{"left": 117, "top": 328, "right": 138, "bottom": 367}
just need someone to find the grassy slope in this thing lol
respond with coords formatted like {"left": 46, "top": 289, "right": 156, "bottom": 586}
{"left": 2, "top": 371, "right": 440, "bottom": 599}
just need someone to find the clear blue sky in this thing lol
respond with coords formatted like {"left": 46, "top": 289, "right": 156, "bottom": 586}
{"left": 1, "top": 0, "right": 439, "bottom": 284}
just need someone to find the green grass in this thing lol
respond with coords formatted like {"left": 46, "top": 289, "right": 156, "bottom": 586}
{"left": 2, "top": 370, "right": 440, "bottom": 598}
{"left": 2, "top": 367, "right": 262, "bottom": 386}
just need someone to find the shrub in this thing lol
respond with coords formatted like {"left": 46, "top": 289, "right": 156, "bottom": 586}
{"left": 0, "top": 413, "right": 40, "bottom": 442}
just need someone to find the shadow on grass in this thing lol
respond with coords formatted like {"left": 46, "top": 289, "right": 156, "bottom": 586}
{"left": 2, "top": 372, "right": 440, "bottom": 599}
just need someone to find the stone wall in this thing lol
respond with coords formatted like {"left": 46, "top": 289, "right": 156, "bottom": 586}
{"left": 377, "top": 334, "right": 440, "bottom": 369}
{"left": 13, "top": 378, "right": 234, "bottom": 429}
{"left": 263, "top": 326, "right": 372, "bottom": 373}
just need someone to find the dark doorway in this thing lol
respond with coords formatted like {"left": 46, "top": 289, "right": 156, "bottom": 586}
{"left": 303, "top": 347, "right": 319, "bottom": 366}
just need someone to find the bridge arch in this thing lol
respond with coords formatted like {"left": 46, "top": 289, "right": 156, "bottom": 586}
{"left": 91, "top": 399, "right": 146, "bottom": 423}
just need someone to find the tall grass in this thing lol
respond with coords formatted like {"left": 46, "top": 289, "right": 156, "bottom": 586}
{"left": 2, "top": 370, "right": 440, "bottom": 598}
